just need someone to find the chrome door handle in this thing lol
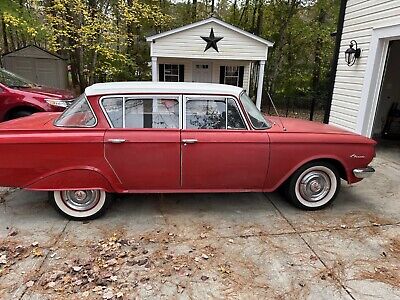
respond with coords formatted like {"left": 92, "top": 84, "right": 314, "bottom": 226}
{"left": 108, "top": 138, "right": 126, "bottom": 144}
{"left": 182, "top": 139, "right": 198, "bottom": 145}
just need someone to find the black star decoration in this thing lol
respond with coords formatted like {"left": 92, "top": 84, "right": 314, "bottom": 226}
{"left": 201, "top": 28, "right": 223, "bottom": 52}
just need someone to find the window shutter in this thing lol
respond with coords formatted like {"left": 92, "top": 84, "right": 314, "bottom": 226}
{"left": 219, "top": 66, "right": 226, "bottom": 84}
{"left": 179, "top": 65, "right": 184, "bottom": 82}
{"left": 238, "top": 66, "right": 244, "bottom": 87}
{"left": 158, "top": 64, "right": 165, "bottom": 81}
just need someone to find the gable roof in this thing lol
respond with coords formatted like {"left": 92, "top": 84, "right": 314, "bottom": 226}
{"left": 146, "top": 17, "right": 274, "bottom": 47}
{"left": 1, "top": 45, "right": 66, "bottom": 60}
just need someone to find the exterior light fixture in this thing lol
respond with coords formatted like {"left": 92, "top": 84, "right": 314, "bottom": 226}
{"left": 345, "top": 40, "right": 361, "bottom": 66}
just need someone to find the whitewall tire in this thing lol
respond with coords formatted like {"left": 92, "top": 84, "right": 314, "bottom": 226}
{"left": 286, "top": 162, "right": 341, "bottom": 210}
{"left": 52, "top": 190, "right": 110, "bottom": 220}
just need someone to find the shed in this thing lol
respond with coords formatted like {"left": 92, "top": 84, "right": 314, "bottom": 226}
{"left": 146, "top": 17, "right": 274, "bottom": 109}
{"left": 327, "top": 0, "right": 400, "bottom": 140}
{"left": 2, "top": 45, "right": 68, "bottom": 89}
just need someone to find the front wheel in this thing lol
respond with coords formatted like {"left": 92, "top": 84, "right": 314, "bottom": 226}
{"left": 51, "top": 189, "right": 111, "bottom": 220}
{"left": 286, "top": 162, "right": 341, "bottom": 210}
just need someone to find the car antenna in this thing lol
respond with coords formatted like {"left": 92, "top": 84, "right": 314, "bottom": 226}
{"left": 267, "top": 92, "right": 287, "bottom": 131}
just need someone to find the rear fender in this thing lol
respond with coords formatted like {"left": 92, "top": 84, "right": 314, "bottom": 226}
{"left": 25, "top": 167, "right": 114, "bottom": 192}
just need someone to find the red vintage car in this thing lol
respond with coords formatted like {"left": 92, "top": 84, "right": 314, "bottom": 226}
{"left": 0, "top": 82, "right": 376, "bottom": 219}
{"left": 0, "top": 68, "right": 74, "bottom": 121}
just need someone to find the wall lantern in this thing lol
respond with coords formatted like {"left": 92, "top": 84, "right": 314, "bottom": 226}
{"left": 345, "top": 40, "right": 361, "bottom": 66}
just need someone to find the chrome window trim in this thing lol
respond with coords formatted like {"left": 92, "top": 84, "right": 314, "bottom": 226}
{"left": 239, "top": 91, "right": 271, "bottom": 130}
{"left": 226, "top": 97, "right": 249, "bottom": 130}
{"left": 99, "top": 96, "right": 123, "bottom": 129}
{"left": 99, "top": 94, "right": 181, "bottom": 129}
{"left": 54, "top": 93, "right": 98, "bottom": 128}
{"left": 183, "top": 95, "right": 250, "bottom": 130}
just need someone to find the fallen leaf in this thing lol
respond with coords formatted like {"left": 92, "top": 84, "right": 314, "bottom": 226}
{"left": 32, "top": 248, "right": 43, "bottom": 257}
{"left": 8, "top": 228, "right": 18, "bottom": 237}
{"left": 82, "top": 291, "right": 90, "bottom": 297}
{"left": 72, "top": 266, "right": 82, "bottom": 272}
{"left": 201, "top": 253, "right": 209, "bottom": 260}
{"left": 0, "top": 254, "right": 7, "bottom": 265}
{"left": 177, "top": 284, "right": 185, "bottom": 293}
{"left": 26, "top": 281, "right": 35, "bottom": 287}
{"left": 102, "top": 290, "right": 114, "bottom": 299}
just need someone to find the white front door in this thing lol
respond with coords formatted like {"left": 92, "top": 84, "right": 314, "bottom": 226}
{"left": 192, "top": 62, "right": 212, "bottom": 83}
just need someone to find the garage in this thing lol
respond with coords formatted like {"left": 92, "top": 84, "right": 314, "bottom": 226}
{"left": 1, "top": 45, "right": 68, "bottom": 89}
{"left": 372, "top": 40, "right": 400, "bottom": 140}
{"left": 328, "top": 0, "right": 400, "bottom": 152}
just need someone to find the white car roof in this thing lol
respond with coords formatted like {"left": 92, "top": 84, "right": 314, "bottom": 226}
{"left": 85, "top": 82, "right": 244, "bottom": 97}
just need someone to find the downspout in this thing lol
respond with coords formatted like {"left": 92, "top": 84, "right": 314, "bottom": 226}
{"left": 323, "top": 0, "right": 348, "bottom": 124}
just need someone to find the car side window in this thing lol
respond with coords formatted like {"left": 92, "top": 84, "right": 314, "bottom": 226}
{"left": 227, "top": 98, "right": 246, "bottom": 130}
{"left": 186, "top": 99, "right": 226, "bottom": 129}
{"left": 125, "top": 97, "right": 179, "bottom": 129}
{"left": 185, "top": 98, "right": 246, "bottom": 130}
{"left": 101, "top": 97, "right": 123, "bottom": 128}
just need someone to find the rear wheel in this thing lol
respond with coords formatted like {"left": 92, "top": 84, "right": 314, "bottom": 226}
{"left": 286, "top": 162, "right": 341, "bottom": 210}
{"left": 51, "top": 189, "right": 111, "bottom": 220}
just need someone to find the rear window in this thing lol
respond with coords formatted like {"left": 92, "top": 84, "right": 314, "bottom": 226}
{"left": 54, "top": 94, "right": 96, "bottom": 127}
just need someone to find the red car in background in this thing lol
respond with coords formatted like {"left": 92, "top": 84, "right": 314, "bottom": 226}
{"left": 0, "top": 68, "right": 74, "bottom": 121}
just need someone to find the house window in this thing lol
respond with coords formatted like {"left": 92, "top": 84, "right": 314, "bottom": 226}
{"left": 219, "top": 66, "right": 244, "bottom": 87}
{"left": 224, "top": 66, "right": 239, "bottom": 86}
{"left": 159, "top": 64, "right": 184, "bottom": 82}
{"left": 164, "top": 64, "right": 179, "bottom": 82}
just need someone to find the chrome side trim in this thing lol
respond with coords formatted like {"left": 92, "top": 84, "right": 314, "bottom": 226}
{"left": 353, "top": 166, "right": 375, "bottom": 179}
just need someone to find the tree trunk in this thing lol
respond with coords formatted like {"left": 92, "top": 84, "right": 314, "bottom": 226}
{"left": 192, "top": 0, "right": 197, "bottom": 20}
{"left": 310, "top": 8, "right": 325, "bottom": 121}
{"left": 255, "top": 0, "right": 263, "bottom": 36}
{"left": 1, "top": 17, "right": 9, "bottom": 54}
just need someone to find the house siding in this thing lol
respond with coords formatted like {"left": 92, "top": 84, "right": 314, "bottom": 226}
{"left": 151, "top": 21, "right": 267, "bottom": 61}
{"left": 330, "top": 0, "right": 400, "bottom": 131}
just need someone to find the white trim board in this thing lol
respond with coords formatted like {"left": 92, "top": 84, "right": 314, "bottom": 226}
{"left": 356, "top": 24, "right": 400, "bottom": 136}
{"left": 146, "top": 17, "right": 274, "bottom": 47}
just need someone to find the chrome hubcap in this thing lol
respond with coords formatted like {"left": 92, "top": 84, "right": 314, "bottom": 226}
{"left": 61, "top": 190, "right": 99, "bottom": 211}
{"left": 299, "top": 171, "right": 331, "bottom": 202}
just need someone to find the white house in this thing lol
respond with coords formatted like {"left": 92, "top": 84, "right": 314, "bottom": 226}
{"left": 328, "top": 0, "right": 400, "bottom": 140}
{"left": 146, "top": 17, "right": 274, "bottom": 109}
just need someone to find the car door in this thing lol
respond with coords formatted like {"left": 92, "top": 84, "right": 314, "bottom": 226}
{"left": 181, "top": 95, "right": 270, "bottom": 190}
{"left": 102, "top": 95, "right": 181, "bottom": 191}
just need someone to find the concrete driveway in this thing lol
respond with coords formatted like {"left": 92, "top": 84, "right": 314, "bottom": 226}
{"left": 0, "top": 152, "right": 399, "bottom": 300}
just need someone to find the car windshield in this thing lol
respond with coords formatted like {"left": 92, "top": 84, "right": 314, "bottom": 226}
{"left": 54, "top": 94, "right": 96, "bottom": 127}
{"left": 0, "top": 68, "right": 36, "bottom": 88}
{"left": 239, "top": 92, "right": 270, "bottom": 129}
